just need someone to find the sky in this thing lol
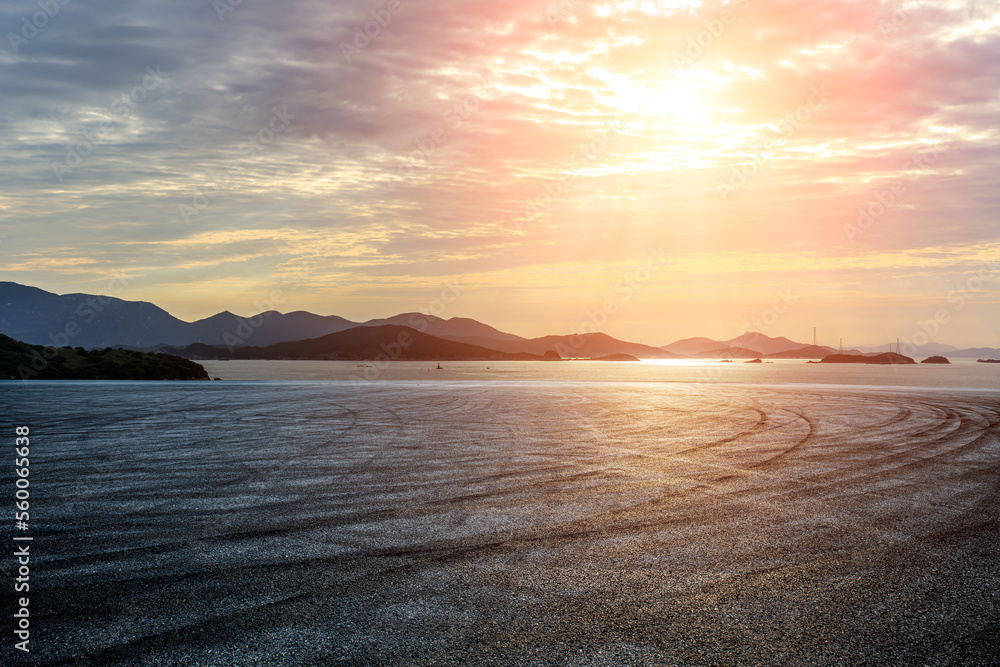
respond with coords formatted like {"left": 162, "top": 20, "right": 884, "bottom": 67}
{"left": 1, "top": 0, "right": 999, "bottom": 347}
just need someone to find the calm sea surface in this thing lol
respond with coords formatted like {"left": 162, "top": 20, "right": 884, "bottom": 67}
{"left": 198, "top": 357, "right": 1000, "bottom": 390}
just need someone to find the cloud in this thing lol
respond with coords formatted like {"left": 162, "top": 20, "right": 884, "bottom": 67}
{"left": 0, "top": 0, "right": 998, "bottom": 343}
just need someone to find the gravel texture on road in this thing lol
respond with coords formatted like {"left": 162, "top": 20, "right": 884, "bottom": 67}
{"left": 3, "top": 381, "right": 999, "bottom": 666}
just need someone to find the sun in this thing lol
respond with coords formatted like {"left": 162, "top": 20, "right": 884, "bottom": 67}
{"left": 595, "top": 67, "right": 707, "bottom": 122}
{"left": 639, "top": 75, "right": 705, "bottom": 121}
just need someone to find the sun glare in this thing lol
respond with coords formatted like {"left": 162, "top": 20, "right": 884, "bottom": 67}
{"left": 595, "top": 67, "right": 707, "bottom": 122}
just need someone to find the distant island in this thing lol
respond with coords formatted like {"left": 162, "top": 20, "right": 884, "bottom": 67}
{"left": 921, "top": 356, "right": 950, "bottom": 364}
{"left": 591, "top": 354, "right": 640, "bottom": 362}
{"left": 159, "top": 325, "right": 562, "bottom": 362}
{"left": 978, "top": 359, "right": 1000, "bottom": 364}
{"left": 2, "top": 282, "right": 999, "bottom": 362}
{"left": 819, "top": 352, "right": 916, "bottom": 365}
{"left": 1, "top": 334, "right": 209, "bottom": 380}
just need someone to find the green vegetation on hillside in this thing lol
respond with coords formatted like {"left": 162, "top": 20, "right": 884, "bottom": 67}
{"left": 0, "top": 334, "right": 209, "bottom": 380}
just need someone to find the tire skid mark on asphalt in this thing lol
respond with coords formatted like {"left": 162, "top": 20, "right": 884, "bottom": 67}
{"left": 54, "top": 391, "right": 365, "bottom": 555}
{"left": 784, "top": 400, "right": 976, "bottom": 474}
{"left": 50, "top": 388, "right": 987, "bottom": 567}
{"left": 276, "top": 392, "right": 1000, "bottom": 568}
{"left": 721, "top": 409, "right": 998, "bottom": 511}
{"left": 18, "top": 382, "right": 1000, "bottom": 665}
{"left": 746, "top": 407, "right": 818, "bottom": 470}
{"left": 25, "top": 384, "right": 233, "bottom": 433}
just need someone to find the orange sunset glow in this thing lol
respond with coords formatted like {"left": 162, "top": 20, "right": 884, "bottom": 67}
{"left": 3, "top": 0, "right": 998, "bottom": 347}
{"left": 5, "top": 3, "right": 1000, "bottom": 663}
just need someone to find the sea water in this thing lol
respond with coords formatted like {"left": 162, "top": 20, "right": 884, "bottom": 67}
{"left": 196, "top": 357, "right": 1000, "bottom": 390}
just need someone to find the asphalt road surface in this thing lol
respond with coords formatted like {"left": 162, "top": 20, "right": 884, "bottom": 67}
{"left": 3, "top": 381, "right": 999, "bottom": 666}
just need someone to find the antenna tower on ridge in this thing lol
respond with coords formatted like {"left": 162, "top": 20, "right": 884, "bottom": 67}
{"left": 812, "top": 327, "right": 817, "bottom": 346}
